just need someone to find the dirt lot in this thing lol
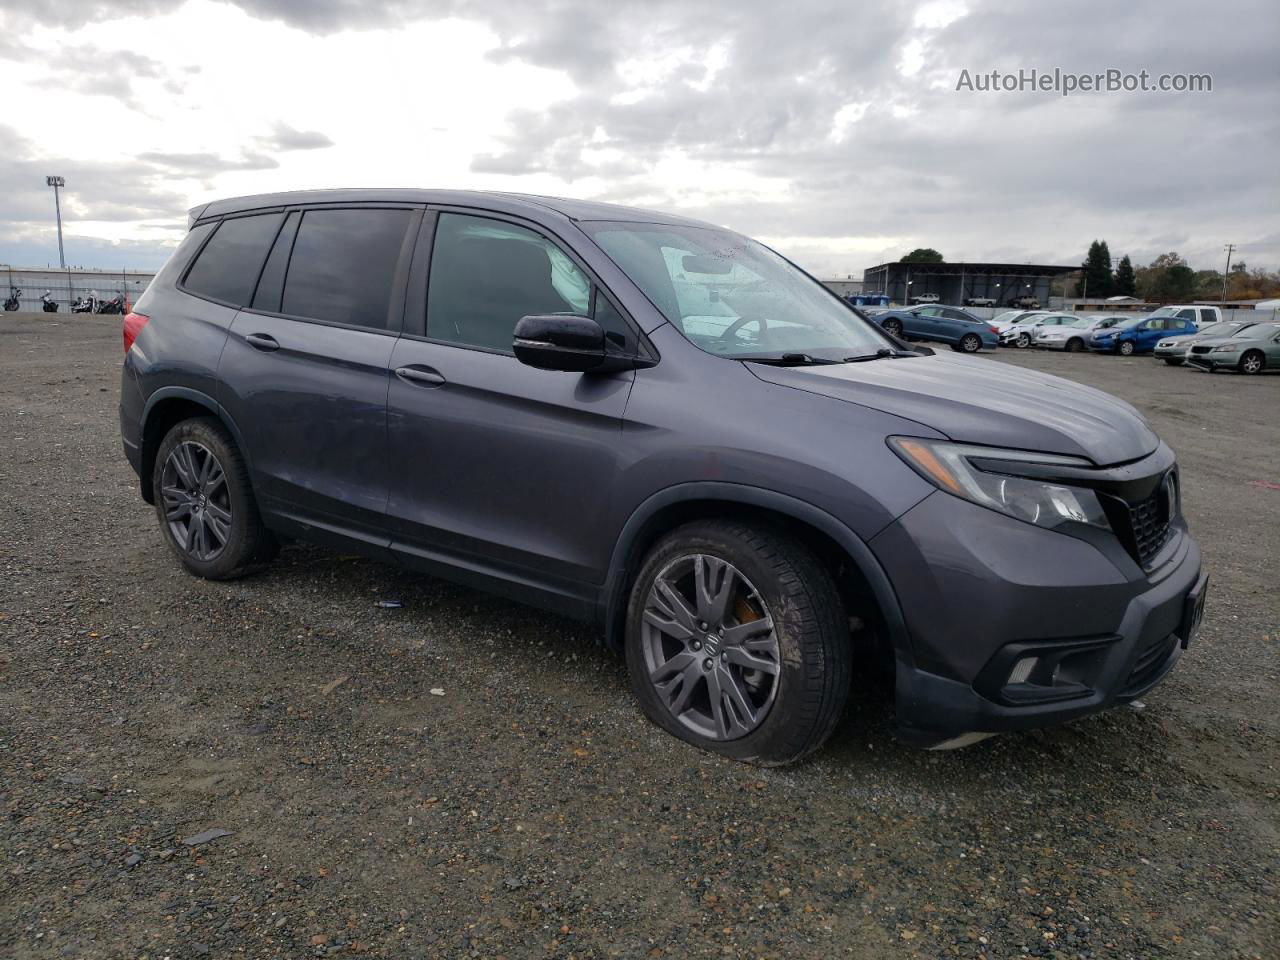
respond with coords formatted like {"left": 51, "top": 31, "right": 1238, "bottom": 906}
{"left": 2, "top": 313, "right": 1277, "bottom": 960}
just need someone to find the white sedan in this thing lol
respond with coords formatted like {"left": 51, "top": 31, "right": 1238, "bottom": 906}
{"left": 1033, "top": 315, "right": 1125, "bottom": 352}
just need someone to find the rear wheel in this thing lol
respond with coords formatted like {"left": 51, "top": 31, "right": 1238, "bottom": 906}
{"left": 1065, "top": 337, "right": 1084, "bottom": 353}
{"left": 1015, "top": 332, "right": 1031, "bottom": 348}
{"left": 625, "top": 521, "right": 849, "bottom": 765}
{"left": 1118, "top": 340, "right": 1136, "bottom": 356}
{"left": 883, "top": 318, "right": 903, "bottom": 338}
{"left": 1239, "top": 350, "right": 1265, "bottom": 374}
{"left": 959, "top": 333, "right": 982, "bottom": 353}
{"left": 152, "top": 417, "right": 272, "bottom": 580}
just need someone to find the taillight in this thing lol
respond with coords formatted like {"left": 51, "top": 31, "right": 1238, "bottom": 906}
{"left": 989, "top": 326, "right": 999, "bottom": 334}
{"left": 123, "top": 311, "right": 150, "bottom": 353}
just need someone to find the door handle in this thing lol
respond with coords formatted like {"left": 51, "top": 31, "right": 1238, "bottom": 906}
{"left": 246, "top": 333, "right": 280, "bottom": 352}
{"left": 394, "top": 365, "right": 446, "bottom": 387}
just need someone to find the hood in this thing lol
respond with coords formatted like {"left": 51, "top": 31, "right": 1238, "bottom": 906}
{"left": 747, "top": 354, "right": 1158, "bottom": 466}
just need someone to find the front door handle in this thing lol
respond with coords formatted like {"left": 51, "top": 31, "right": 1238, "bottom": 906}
{"left": 246, "top": 333, "right": 280, "bottom": 352}
{"left": 394, "top": 365, "right": 446, "bottom": 387}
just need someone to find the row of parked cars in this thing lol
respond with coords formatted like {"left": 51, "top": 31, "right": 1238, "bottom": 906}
{"left": 863, "top": 302, "right": 1278, "bottom": 374}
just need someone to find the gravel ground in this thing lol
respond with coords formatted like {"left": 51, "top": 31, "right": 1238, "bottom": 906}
{"left": 2, "top": 312, "right": 1277, "bottom": 960}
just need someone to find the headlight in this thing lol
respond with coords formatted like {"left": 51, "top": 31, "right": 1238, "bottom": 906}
{"left": 1156, "top": 340, "right": 1174, "bottom": 347}
{"left": 889, "top": 437, "right": 1111, "bottom": 531}
{"left": 1212, "top": 344, "right": 1239, "bottom": 352}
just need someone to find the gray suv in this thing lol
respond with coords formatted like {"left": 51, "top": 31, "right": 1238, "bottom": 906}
{"left": 120, "top": 190, "right": 1206, "bottom": 763}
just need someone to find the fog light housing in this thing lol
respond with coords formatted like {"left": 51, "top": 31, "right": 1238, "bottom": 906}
{"left": 976, "top": 637, "right": 1118, "bottom": 706}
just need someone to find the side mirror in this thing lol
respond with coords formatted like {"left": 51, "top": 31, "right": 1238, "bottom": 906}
{"left": 514, "top": 314, "right": 607, "bottom": 372}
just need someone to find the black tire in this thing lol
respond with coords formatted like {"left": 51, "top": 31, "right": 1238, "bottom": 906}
{"left": 151, "top": 417, "right": 272, "bottom": 580}
{"left": 883, "top": 318, "right": 903, "bottom": 338}
{"left": 1239, "top": 350, "right": 1265, "bottom": 375}
{"left": 625, "top": 520, "right": 850, "bottom": 765}
{"left": 1015, "top": 332, "right": 1031, "bottom": 349}
{"left": 1163, "top": 358, "right": 1183, "bottom": 366}
{"left": 1065, "top": 337, "right": 1084, "bottom": 353}
{"left": 1118, "top": 340, "right": 1135, "bottom": 356}
{"left": 959, "top": 333, "right": 982, "bottom": 353}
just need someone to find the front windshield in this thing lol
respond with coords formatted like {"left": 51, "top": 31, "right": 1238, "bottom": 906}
{"left": 584, "top": 221, "right": 893, "bottom": 360}
{"left": 1147, "top": 307, "right": 1177, "bottom": 318}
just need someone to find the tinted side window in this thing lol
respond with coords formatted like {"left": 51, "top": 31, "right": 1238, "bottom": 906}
{"left": 135, "top": 221, "right": 215, "bottom": 313}
{"left": 1199, "top": 309, "right": 1215, "bottom": 324}
{"left": 427, "top": 213, "right": 591, "bottom": 352}
{"left": 281, "top": 208, "right": 412, "bottom": 330}
{"left": 183, "top": 213, "right": 283, "bottom": 305}
{"left": 251, "top": 211, "right": 300, "bottom": 313}
{"left": 594, "top": 291, "right": 632, "bottom": 352}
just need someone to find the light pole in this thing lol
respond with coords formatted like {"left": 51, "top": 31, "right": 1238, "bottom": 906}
{"left": 1221, "top": 243, "right": 1235, "bottom": 302}
{"left": 46, "top": 176, "right": 66, "bottom": 269}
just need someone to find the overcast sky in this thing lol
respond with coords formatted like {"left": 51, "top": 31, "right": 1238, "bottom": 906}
{"left": 1, "top": 0, "right": 1276, "bottom": 277}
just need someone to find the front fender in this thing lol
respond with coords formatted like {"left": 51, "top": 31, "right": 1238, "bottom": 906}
{"left": 599, "top": 481, "right": 912, "bottom": 666}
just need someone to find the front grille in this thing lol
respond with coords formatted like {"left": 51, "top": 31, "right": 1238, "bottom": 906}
{"left": 1123, "top": 633, "right": 1178, "bottom": 694}
{"left": 1128, "top": 486, "right": 1172, "bottom": 566}
{"left": 1190, "top": 345, "right": 1213, "bottom": 355}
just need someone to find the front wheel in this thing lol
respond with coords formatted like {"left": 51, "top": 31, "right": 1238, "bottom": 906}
{"left": 625, "top": 521, "right": 850, "bottom": 765}
{"left": 959, "top": 333, "right": 983, "bottom": 353}
{"left": 1065, "top": 337, "right": 1084, "bottom": 353}
{"left": 1239, "top": 350, "right": 1265, "bottom": 374}
{"left": 152, "top": 418, "right": 273, "bottom": 580}
{"left": 1015, "top": 332, "right": 1031, "bottom": 348}
{"left": 1118, "top": 340, "right": 1136, "bottom": 356}
{"left": 883, "top": 318, "right": 903, "bottom": 338}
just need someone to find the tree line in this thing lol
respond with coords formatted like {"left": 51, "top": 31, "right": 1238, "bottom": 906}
{"left": 897, "top": 244, "right": 1277, "bottom": 303}
{"left": 1079, "top": 240, "right": 1278, "bottom": 303}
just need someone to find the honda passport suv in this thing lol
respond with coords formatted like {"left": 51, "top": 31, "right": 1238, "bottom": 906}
{"left": 120, "top": 190, "right": 1207, "bottom": 763}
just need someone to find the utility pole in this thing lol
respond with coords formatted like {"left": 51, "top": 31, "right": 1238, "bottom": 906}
{"left": 46, "top": 176, "right": 66, "bottom": 269}
{"left": 1221, "top": 244, "right": 1235, "bottom": 302}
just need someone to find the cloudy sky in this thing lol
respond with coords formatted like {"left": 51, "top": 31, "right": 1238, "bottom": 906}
{"left": 1, "top": 0, "right": 1276, "bottom": 277}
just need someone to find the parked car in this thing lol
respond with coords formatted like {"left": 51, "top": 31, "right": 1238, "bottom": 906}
{"left": 1006, "top": 294, "right": 1041, "bottom": 308}
{"left": 999, "top": 312, "right": 1078, "bottom": 348}
{"left": 1184, "top": 322, "right": 1280, "bottom": 374}
{"left": 873, "top": 304, "right": 999, "bottom": 352}
{"left": 964, "top": 296, "right": 996, "bottom": 307}
{"left": 1033, "top": 315, "right": 1125, "bottom": 352}
{"left": 1153, "top": 320, "right": 1259, "bottom": 365}
{"left": 1147, "top": 304, "right": 1221, "bottom": 328}
{"left": 909, "top": 292, "right": 940, "bottom": 304}
{"left": 989, "top": 310, "right": 1046, "bottom": 342}
{"left": 1089, "top": 315, "right": 1197, "bottom": 356}
{"left": 120, "top": 189, "right": 1205, "bottom": 762}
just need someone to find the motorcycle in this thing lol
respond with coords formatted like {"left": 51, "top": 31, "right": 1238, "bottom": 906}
{"left": 4, "top": 287, "right": 20, "bottom": 311}
{"left": 71, "top": 293, "right": 100, "bottom": 314}
{"left": 41, "top": 291, "right": 59, "bottom": 313}
{"left": 97, "top": 294, "right": 126, "bottom": 315}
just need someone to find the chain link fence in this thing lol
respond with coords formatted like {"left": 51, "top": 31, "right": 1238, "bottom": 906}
{"left": 2, "top": 266, "right": 156, "bottom": 312}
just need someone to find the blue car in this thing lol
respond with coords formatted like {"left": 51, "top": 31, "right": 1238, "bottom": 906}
{"left": 873, "top": 304, "right": 999, "bottom": 353}
{"left": 1089, "top": 315, "right": 1197, "bottom": 356}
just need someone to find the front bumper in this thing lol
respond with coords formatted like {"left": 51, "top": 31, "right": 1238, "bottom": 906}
{"left": 1186, "top": 351, "right": 1240, "bottom": 370}
{"left": 870, "top": 489, "right": 1202, "bottom": 746}
{"left": 1153, "top": 344, "right": 1191, "bottom": 360}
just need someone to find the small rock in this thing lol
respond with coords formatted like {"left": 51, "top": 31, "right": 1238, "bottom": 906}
{"left": 503, "top": 877, "right": 525, "bottom": 891}
{"left": 375, "top": 599, "right": 403, "bottom": 609}
{"left": 124, "top": 853, "right": 142, "bottom": 868}
{"left": 429, "top": 688, "right": 445, "bottom": 697}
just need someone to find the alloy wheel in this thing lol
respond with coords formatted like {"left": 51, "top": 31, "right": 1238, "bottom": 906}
{"left": 1016, "top": 333, "right": 1030, "bottom": 348}
{"left": 961, "top": 333, "right": 981, "bottom": 352}
{"left": 640, "top": 554, "right": 781, "bottom": 741}
{"left": 1241, "top": 352, "right": 1263, "bottom": 374}
{"left": 160, "top": 441, "right": 232, "bottom": 561}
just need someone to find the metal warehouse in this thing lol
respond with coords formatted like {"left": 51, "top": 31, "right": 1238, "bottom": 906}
{"left": 862, "top": 261, "right": 1078, "bottom": 305}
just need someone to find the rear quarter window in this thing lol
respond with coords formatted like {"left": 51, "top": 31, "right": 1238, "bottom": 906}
{"left": 183, "top": 213, "right": 284, "bottom": 306}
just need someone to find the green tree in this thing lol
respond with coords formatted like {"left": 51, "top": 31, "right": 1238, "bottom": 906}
{"left": 900, "top": 248, "right": 944, "bottom": 263}
{"left": 1114, "top": 255, "right": 1137, "bottom": 296}
{"left": 1082, "top": 240, "right": 1114, "bottom": 297}
{"left": 1136, "top": 252, "right": 1196, "bottom": 302}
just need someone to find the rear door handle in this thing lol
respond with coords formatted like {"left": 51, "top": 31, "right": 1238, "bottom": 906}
{"left": 394, "top": 365, "right": 446, "bottom": 387}
{"left": 246, "top": 333, "right": 280, "bottom": 352}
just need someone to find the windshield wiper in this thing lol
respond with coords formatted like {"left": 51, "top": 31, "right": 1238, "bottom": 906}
{"left": 739, "top": 353, "right": 841, "bottom": 366}
{"left": 841, "top": 348, "right": 919, "bottom": 362}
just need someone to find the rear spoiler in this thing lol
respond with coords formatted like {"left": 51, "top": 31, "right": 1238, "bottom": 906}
{"left": 186, "top": 203, "right": 211, "bottom": 229}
